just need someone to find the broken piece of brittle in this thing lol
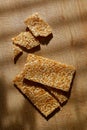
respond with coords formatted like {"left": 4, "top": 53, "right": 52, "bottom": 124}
{"left": 12, "top": 31, "right": 40, "bottom": 50}
{"left": 24, "top": 13, "right": 52, "bottom": 37}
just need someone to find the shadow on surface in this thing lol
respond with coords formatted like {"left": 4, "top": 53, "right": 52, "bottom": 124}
{"left": 18, "top": 44, "right": 41, "bottom": 53}
{"left": 36, "top": 33, "right": 53, "bottom": 45}
{"left": 14, "top": 51, "right": 23, "bottom": 64}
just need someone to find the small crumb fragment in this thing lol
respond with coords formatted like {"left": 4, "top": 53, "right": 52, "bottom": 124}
{"left": 13, "top": 44, "right": 23, "bottom": 63}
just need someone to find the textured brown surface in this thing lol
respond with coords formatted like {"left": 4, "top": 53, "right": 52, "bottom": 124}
{"left": 13, "top": 72, "right": 60, "bottom": 117}
{"left": 24, "top": 13, "right": 52, "bottom": 37}
{"left": 23, "top": 54, "right": 75, "bottom": 92}
{"left": 0, "top": 0, "right": 87, "bottom": 130}
{"left": 12, "top": 32, "right": 40, "bottom": 50}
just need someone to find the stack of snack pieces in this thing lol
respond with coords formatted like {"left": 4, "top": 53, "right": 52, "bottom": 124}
{"left": 13, "top": 13, "right": 76, "bottom": 118}
{"left": 13, "top": 54, "right": 75, "bottom": 117}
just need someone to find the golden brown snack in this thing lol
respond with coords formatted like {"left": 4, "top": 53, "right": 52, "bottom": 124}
{"left": 12, "top": 32, "right": 40, "bottom": 50}
{"left": 13, "top": 72, "right": 60, "bottom": 117}
{"left": 13, "top": 45, "right": 23, "bottom": 59}
{"left": 23, "top": 54, "right": 75, "bottom": 92}
{"left": 24, "top": 13, "right": 52, "bottom": 37}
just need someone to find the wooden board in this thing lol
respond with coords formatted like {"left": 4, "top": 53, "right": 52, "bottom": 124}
{"left": 0, "top": 0, "right": 87, "bottom": 130}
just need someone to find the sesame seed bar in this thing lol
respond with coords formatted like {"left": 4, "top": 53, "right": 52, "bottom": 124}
{"left": 24, "top": 54, "right": 75, "bottom": 92}
{"left": 24, "top": 13, "right": 52, "bottom": 37}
